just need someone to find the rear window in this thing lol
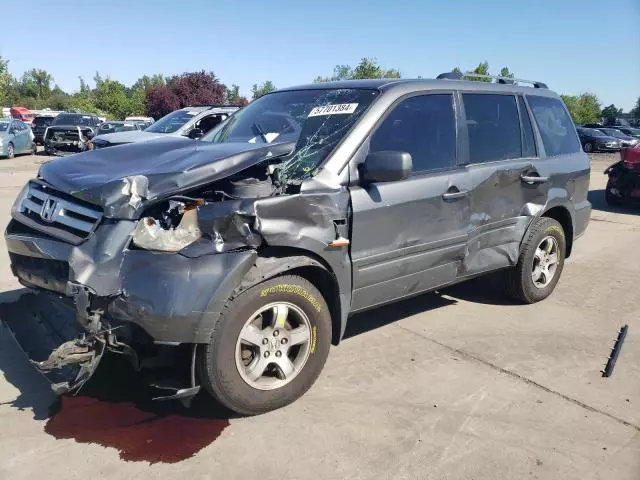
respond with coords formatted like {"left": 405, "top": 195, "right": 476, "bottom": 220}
{"left": 33, "top": 117, "right": 54, "bottom": 126}
{"left": 526, "top": 96, "right": 581, "bottom": 157}
{"left": 462, "top": 93, "right": 521, "bottom": 164}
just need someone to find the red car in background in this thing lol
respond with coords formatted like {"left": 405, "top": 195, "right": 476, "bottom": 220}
{"left": 605, "top": 145, "right": 640, "bottom": 206}
{"left": 10, "top": 106, "right": 35, "bottom": 125}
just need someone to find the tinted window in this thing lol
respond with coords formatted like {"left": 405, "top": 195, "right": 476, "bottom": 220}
{"left": 53, "top": 114, "right": 95, "bottom": 126}
{"left": 463, "top": 94, "right": 521, "bottom": 163}
{"left": 518, "top": 97, "right": 537, "bottom": 157}
{"left": 527, "top": 96, "right": 581, "bottom": 156}
{"left": 369, "top": 94, "right": 456, "bottom": 173}
{"left": 33, "top": 116, "right": 54, "bottom": 126}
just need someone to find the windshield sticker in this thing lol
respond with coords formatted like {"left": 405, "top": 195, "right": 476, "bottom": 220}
{"left": 308, "top": 103, "right": 359, "bottom": 117}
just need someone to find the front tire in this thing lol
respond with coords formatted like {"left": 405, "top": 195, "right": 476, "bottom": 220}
{"left": 583, "top": 142, "right": 594, "bottom": 153}
{"left": 197, "top": 275, "right": 332, "bottom": 415}
{"left": 31, "top": 142, "right": 37, "bottom": 155}
{"left": 6, "top": 143, "right": 14, "bottom": 159}
{"left": 504, "top": 217, "right": 566, "bottom": 304}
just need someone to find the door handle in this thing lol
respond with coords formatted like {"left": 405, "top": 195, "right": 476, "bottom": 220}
{"left": 520, "top": 173, "right": 549, "bottom": 184}
{"left": 442, "top": 189, "right": 468, "bottom": 200}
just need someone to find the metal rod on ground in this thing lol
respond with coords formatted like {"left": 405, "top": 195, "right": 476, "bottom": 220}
{"left": 602, "top": 325, "right": 629, "bottom": 377}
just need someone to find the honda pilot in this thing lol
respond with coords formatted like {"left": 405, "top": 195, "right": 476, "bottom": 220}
{"left": 3, "top": 73, "right": 591, "bottom": 415}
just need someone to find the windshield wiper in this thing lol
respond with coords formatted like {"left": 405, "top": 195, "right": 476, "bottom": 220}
{"left": 253, "top": 122, "right": 268, "bottom": 143}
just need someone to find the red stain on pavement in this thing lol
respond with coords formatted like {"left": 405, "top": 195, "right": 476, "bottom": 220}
{"left": 45, "top": 396, "right": 229, "bottom": 464}
{"left": 42, "top": 356, "right": 232, "bottom": 464}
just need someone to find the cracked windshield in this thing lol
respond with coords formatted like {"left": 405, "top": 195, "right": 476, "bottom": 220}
{"left": 202, "top": 88, "right": 379, "bottom": 181}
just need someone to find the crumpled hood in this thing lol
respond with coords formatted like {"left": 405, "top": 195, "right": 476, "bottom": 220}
{"left": 93, "top": 130, "right": 178, "bottom": 144}
{"left": 38, "top": 137, "right": 294, "bottom": 219}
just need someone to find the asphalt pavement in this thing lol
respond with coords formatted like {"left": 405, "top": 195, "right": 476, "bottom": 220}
{"left": 0, "top": 151, "right": 638, "bottom": 480}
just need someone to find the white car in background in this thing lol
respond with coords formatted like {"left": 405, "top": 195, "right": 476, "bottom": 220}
{"left": 91, "top": 105, "right": 239, "bottom": 149}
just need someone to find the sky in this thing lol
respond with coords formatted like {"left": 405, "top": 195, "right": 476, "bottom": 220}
{"left": 2, "top": 0, "right": 639, "bottom": 110}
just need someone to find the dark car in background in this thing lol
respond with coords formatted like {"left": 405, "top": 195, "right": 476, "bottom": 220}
{"left": 597, "top": 127, "right": 639, "bottom": 148}
{"left": 613, "top": 126, "right": 640, "bottom": 139}
{"left": 575, "top": 127, "right": 622, "bottom": 152}
{"left": 31, "top": 115, "right": 56, "bottom": 145}
{"left": 44, "top": 113, "right": 101, "bottom": 156}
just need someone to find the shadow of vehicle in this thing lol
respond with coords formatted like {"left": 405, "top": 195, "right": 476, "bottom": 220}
{"left": 0, "top": 290, "right": 232, "bottom": 464}
{"left": 588, "top": 189, "right": 640, "bottom": 215}
{"left": 343, "top": 273, "right": 514, "bottom": 340}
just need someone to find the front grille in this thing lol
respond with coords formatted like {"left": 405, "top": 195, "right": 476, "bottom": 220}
{"left": 16, "top": 181, "right": 103, "bottom": 244}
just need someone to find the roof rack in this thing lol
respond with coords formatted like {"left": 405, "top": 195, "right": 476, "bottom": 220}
{"left": 436, "top": 71, "right": 548, "bottom": 89}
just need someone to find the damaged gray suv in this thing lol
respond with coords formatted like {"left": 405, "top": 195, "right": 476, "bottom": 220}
{"left": 4, "top": 72, "right": 591, "bottom": 415}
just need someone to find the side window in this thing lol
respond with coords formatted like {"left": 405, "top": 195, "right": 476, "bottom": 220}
{"left": 518, "top": 96, "right": 537, "bottom": 157}
{"left": 462, "top": 93, "right": 521, "bottom": 163}
{"left": 369, "top": 94, "right": 456, "bottom": 173}
{"left": 526, "top": 96, "right": 581, "bottom": 157}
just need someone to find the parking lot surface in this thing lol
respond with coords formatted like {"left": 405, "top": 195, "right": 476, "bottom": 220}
{"left": 0, "top": 152, "right": 638, "bottom": 480}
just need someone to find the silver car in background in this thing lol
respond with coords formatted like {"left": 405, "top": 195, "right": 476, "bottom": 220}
{"left": 0, "top": 119, "right": 36, "bottom": 158}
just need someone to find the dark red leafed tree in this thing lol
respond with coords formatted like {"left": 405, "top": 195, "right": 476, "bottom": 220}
{"left": 145, "top": 71, "right": 227, "bottom": 118}
{"left": 145, "top": 86, "right": 179, "bottom": 119}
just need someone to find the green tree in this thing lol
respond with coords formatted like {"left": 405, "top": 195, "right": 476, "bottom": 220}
{"left": 465, "top": 61, "right": 491, "bottom": 82}
{"left": 69, "top": 76, "right": 99, "bottom": 114}
{"left": 352, "top": 57, "right": 400, "bottom": 80}
{"left": 225, "top": 84, "right": 248, "bottom": 105}
{"left": 631, "top": 97, "right": 640, "bottom": 122}
{"left": 0, "top": 56, "right": 13, "bottom": 104}
{"left": 601, "top": 104, "right": 621, "bottom": 125}
{"left": 561, "top": 93, "right": 602, "bottom": 124}
{"left": 499, "top": 67, "right": 514, "bottom": 78}
{"left": 18, "top": 69, "right": 54, "bottom": 103}
{"left": 95, "top": 78, "right": 132, "bottom": 119}
{"left": 251, "top": 81, "right": 276, "bottom": 100}
{"left": 314, "top": 58, "right": 400, "bottom": 82}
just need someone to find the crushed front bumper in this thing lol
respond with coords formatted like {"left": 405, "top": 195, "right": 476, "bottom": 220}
{"left": 4, "top": 217, "right": 257, "bottom": 399}
{"left": 0, "top": 292, "right": 105, "bottom": 394}
{"left": 5, "top": 219, "right": 257, "bottom": 344}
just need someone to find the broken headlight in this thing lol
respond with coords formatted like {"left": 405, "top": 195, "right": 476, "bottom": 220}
{"left": 132, "top": 202, "right": 202, "bottom": 252}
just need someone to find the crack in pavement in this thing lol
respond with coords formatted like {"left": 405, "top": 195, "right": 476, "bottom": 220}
{"left": 396, "top": 324, "right": 640, "bottom": 432}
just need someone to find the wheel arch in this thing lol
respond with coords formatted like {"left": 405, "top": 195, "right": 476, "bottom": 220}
{"left": 234, "top": 247, "right": 344, "bottom": 345}
{"left": 541, "top": 205, "right": 574, "bottom": 257}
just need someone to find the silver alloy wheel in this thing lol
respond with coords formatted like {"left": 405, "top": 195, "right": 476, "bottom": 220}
{"left": 531, "top": 235, "right": 560, "bottom": 289}
{"left": 235, "top": 302, "right": 312, "bottom": 391}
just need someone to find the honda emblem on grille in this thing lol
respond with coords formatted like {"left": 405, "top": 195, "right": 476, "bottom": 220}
{"left": 40, "top": 197, "right": 58, "bottom": 223}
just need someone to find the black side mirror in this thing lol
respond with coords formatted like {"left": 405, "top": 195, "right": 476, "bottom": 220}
{"left": 188, "top": 128, "right": 204, "bottom": 139}
{"left": 361, "top": 151, "right": 412, "bottom": 184}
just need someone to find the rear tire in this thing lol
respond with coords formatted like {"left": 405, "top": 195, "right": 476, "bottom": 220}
{"left": 31, "top": 142, "right": 37, "bottom": 155}
{"left": 504, "top": 217, "right": 566, "bottom": 304}
{"left": 197, "top": 274, "right": 332, "bottom": 416}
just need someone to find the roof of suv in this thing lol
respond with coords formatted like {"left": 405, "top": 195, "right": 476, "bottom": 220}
{"left": 277, "top": 78, "right": 558, "bottom": 97}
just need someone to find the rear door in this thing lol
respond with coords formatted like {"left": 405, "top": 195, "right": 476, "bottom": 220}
{"left": 349, "top": 92, "right": 471, "bottom": 311}
{"left": 461, "top": 92, "right": 548, "bottom": 275}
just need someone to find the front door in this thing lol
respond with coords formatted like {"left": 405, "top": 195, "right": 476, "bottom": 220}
{"left": 349, "top": 93, "right": 471, "bottom": 312}
{"left": 461, "top": 93, "right": 549, "bottom": 276}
